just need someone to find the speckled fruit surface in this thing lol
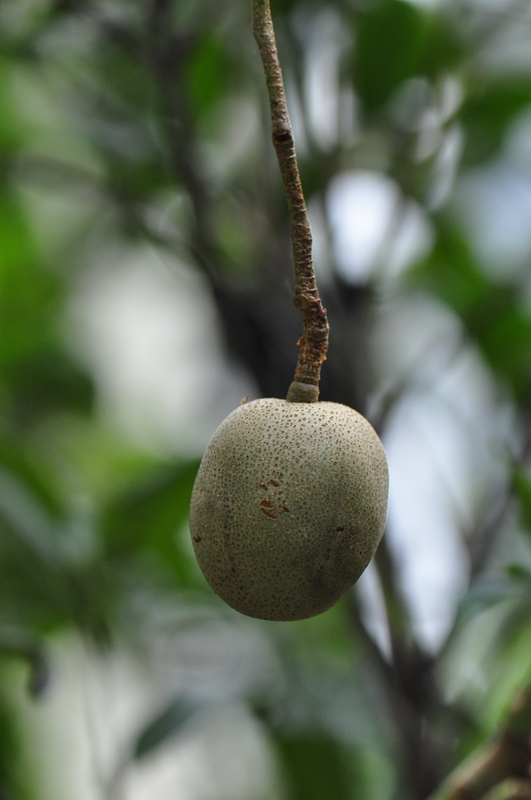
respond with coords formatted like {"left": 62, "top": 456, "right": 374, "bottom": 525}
{"left": 189, "top": 398, "right": 389, "bottom": 621}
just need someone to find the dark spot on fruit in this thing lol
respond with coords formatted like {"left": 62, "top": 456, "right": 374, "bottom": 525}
{"left": 260, "top": 499, "right": 273, "bottom": 509}
{"left": 261, "top": 508, "right": 277, "bottom": 519}
{"left": 281, "top": 505, "right": 290, "bottom": 513}
{"left": 336, "top": 527, "right": 344, "bottom": 532}
{"left": 193, "top": 536, "right": 202, "bottom": 542}
{"left": 270, "top": 479, "right": 280, "bottom": 487}
{"left": 260, "top": 483, "right": 268, "bottom": 491}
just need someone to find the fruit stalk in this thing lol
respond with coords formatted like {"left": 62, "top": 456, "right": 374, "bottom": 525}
{"left": 252, "top": 0, "right": 329, "bottom": 403}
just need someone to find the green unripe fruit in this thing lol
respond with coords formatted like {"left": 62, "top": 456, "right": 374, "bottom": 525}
{"left": 189, "top": 398, "right": 388, "bottom": 621}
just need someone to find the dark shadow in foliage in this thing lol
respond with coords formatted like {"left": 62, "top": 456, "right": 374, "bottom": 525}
{"left": 133, "top": 694, "right": 205, "bottom": 760}
{"left": 461, "top": 82, "right": 531, "bottom": 166}
{"left": 409, "top": 221, "right": 531, "bottom": 403}
{"left": 0, "top": 695, "right": 22, "bottom": 800}
{"left": 0, "top": 438, "right": 64, "bottom": 520}
{"left": 417, "top": 13, "right": 464, "bottom": 80}
{"left": 277, "top": 734, "right": 354, "bottom": 800}
{"left": 102, "top": 460, "right": 201, "bottom": 586}
{"left": 354, "top": 0, "right": 428, "bottom": 114}
{"left": 5, "top": 350, "right": 94, "bottom": 429}
{"left": 514, "top": 468, "right": 531, "bottom": 535}
{"left": 0, "top": 626, "right": 49, "bottom": 698}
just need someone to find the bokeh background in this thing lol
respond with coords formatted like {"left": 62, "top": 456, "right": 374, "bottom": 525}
{"left": 1, "top": 0, "right": 531, "bottom": 797}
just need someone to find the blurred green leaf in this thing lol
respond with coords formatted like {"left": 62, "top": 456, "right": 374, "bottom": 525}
{"left": 408, "top": 222, "right": 488, "bottom": 314}
{"left": 461, "top": 82, "right": 531, "bottom": 165}
{"left": 0, "top": 186, "right": 62, "bottom": 392}
{"left": 0, "top": 468, "right": 60, "bottom": 563}
{"left": 0, "top": 526, "right": 71, "bottom": 633}
{"left": 187, "top": 31, "right": 233, "bottom": 118}
{"left": 102, "top": 460, "right": 200, "bottom": 585}
{"left": 513, "top": 469, "right": 531, "bottom": 535}
{"left": 354, "top": 0, "right": 428, "bottom": 112}
{"left": 506, "top": 563, "right": 531, "bottom": 581}
{"left": 0, "top": 625, "right": 49, "bottom": 697}
{"left": 0, "top": 457, "right": 76, "bottom": 632}
{"left": 417, "top": 14, "right": 464, "bottom": 79}
{"left": 410, "top": 222, "right": 531, "bottom": 399}
{"left": 5, "top": 350, "right": 94, "bottom": 426}
{"left": 134, "top": 695, "right": 202, "bottom": 759}
{"left": 277, "top": 734, "right": 353, "bottom": 800}
{"left": 83, "top": 20, "right": 155, "bottom": 119}
{"left": 478, "top": 306, "right": 531, "bottom": 399}
{"left": 0, "top": 436, "right": 63, "bottom": 520}
{"left": 270, "top": 0, "right": 298, "bottom": 16}
{"left": 0, "top": 186, "right": 38, "bottom": 274}
{"left": 0, "top": 694, "right": 22, "bottom": 799}
{"left": 0, "top": 60, "right": 27, "bottom": 155}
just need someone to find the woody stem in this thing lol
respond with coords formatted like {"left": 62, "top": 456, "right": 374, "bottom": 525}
{"left": 252, "top": 0, "right": 329, "bottom": 403}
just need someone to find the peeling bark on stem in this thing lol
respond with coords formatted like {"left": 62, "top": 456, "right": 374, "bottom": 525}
{"left": 252, "top": 0, "right": 329, "bottom": 403}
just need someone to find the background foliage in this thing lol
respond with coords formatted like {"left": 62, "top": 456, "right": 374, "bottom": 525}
{"left": 1, "top": 0, "right": 531, "bottom": 798}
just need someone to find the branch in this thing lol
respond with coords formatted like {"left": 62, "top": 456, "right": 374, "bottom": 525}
{"left": 482, "top": 780, "right": 531, "bottom": 800}
{"left": 428, "top": 686, "right": 531, "bottom": 800}
{"left": 252, "top": 0, "right": 329, "bottom": 403}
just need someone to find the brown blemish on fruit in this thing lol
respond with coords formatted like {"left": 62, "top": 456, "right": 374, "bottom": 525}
{"left": 260, "top": 499, "right": 273, "bottom": 509}
{"left": 269, "top": 479, "right": 280, "bottom": 487}
{"left": 260, "top": 483, "right": 268, "bottom": 491}
{"left": 193, "top": 536, "right": 202, "bottom": 542}
{"left": 335, "top": 527, "right": 344, "bottom": 532}
{"left": 261, "top": 508, "right": 277, "bottom": 519}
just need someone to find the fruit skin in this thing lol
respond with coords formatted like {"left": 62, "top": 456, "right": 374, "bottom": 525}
{"left": 189, "top": 398, "right": 388, "bottom": 621}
